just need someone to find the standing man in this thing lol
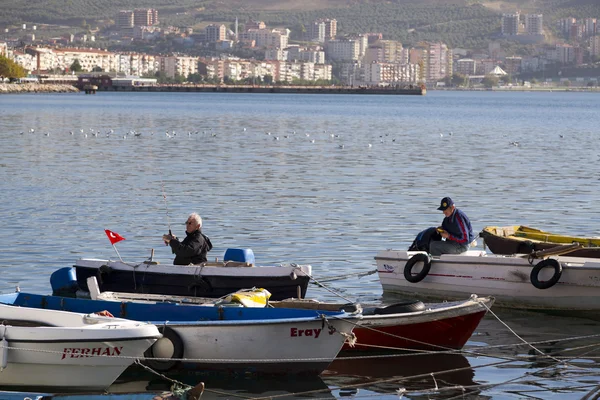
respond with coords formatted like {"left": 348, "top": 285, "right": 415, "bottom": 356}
{"left": 163, "top": 212, "right": 212, "bottom": 265}
{"left": 429, "top": 197, "right": 474, "bottom": 256}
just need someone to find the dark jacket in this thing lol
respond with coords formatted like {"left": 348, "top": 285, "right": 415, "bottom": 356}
{"left": 169, "top": 229, "right": 212, "bottom": 265}
{"left": 441, "top": 208, "right": 474, "bottom": 245}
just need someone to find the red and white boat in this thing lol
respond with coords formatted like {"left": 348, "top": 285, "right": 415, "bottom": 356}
{"left": 275, "top": 295, "right": 493, "bottom": 352}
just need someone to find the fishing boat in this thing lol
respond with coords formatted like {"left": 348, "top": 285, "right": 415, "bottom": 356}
{"left": 0, "top": 291, "right": 358, "bottom": 376}
{"left": 480, "top": 225, "right": 600, "bottom": 258}
{"left": 0, "top": 302, "right": 160, "bottom": 391}
{"left": 53, "top": 248, "right": 312, "bottom": 301}
{"left": 274, "top": 295, "right": 493, "bottom": 352}
{"left": 87, "top": 277, "right": 492, "bottom": 353}
{"left": 375, "top": 249, "right": 600, "bottom": 319}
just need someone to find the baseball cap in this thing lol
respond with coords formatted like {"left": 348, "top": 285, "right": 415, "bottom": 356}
{"left": 437, "top": 197, "right": 454, "bottom": 211}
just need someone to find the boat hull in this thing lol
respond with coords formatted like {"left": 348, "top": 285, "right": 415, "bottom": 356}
{"left": 375, "top": 250, "right": 600, "bottom": 318}
{"left": 74, "top": 259, "right": 311, "bottom": 300}
{"left": 0, "top": 302, "right": 160, "bottom": 390}
{"left": 481, "top": 226, "right": 600, "bottom": 258}
{"left": 0, "top": 293, "right": 356, "bottom": 376}
{"left": 346, "top": 297, "right": 491, "bottom": 351}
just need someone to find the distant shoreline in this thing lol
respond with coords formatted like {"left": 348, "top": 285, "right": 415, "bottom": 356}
{"left": 1, "top": 82, "right": 598, "bottom": 94}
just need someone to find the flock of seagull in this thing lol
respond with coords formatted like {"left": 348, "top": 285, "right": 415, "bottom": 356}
{"left": 16, "top": 127, "right": 564, "bottom": 148}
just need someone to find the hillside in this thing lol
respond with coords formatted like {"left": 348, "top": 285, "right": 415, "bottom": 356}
{"left": 1, "top": 0, "right": 599, "bottom": 49}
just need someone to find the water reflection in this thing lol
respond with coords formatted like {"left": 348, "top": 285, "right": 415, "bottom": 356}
{"left": 112, "top": 368, "right": 334, "bottom": 399}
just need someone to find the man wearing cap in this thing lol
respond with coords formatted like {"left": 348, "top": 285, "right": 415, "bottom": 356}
{"left": 430, "top": 197, "right": 474, "bottom": 256}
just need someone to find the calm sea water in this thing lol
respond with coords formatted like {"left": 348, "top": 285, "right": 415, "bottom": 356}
{"left": 0, "top": 91, "right": 599, "bottom": 398}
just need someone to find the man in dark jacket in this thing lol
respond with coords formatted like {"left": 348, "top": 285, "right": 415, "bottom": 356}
{"left": 429, "top": 197, "right": 474, "bottom": 256}
{"left": 162, "top": 212, "right": 212, "bottom": 265}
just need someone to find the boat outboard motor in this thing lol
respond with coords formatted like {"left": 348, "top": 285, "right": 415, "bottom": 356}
{"left": 408, "top": 227, "right": 441, "bottom": 253}
{"left": 50, "top": 267, "right": 80, "bottom": 297}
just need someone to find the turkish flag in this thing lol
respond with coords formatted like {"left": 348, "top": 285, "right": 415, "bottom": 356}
{"left": 104, "top": 229, "right": 126, "bottom": 245}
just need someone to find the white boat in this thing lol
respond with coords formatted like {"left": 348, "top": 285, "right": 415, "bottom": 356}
{"left": 375, "top": 249, "right": 600, "bottom": 318}
{"left": 0, "top": 302, "right": 161, "bottom": 391}
{"left": 0, "top": 291, "right": 359, "bottom": 376}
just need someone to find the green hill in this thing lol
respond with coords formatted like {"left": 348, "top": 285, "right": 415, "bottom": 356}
{"left": 1, "top": 0, "right": 599, "bottom": 49}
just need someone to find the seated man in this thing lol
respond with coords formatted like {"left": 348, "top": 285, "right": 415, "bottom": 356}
{"left": 429, "top": 197, "right": 474, "bottom": 256}
{"left": 163, "top": 212, "right": 212, "bottom": 265}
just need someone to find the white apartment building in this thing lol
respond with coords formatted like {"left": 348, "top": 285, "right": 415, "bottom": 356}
{"left": 160, "top": 55, "right": 198, "bottom": 78}
{"left": 245, "top": 28, "right": 289, "bottom": 49}
{"left": 525, "top": 14, "right": 544, "bottom": 35}
{"left": 326, "top": 39, "right": 360, "bottom": 61}
{"left": 502, "top": 13, "right": 520, "bottom": 36}
{"left": 425, "top": 42, "right": 452, "bottom": 82}
{"left": 363, "top": 62, "right": 420, "bottom": 84}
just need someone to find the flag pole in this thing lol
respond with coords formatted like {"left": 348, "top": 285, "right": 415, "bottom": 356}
{"left": 112, "top": 244, "right": 124, "bottom": 262}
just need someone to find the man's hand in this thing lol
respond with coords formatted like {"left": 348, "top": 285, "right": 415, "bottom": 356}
{"left": 162, "top": 233, "right": 174, "bottom": 244}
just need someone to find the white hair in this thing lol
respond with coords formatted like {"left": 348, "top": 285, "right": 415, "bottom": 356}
{"left": 189, "top": 212, "right": 202, "bottom": 228}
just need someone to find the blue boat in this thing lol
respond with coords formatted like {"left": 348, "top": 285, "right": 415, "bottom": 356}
{"left": 0, "top": 292, "right": 358, "bottom": 376}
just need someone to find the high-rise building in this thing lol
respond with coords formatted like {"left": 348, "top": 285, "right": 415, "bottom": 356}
{"left": 525, "top": 14, "right": 543, "bottom": 35}
{"left": 584, "top": 18, "right": 597, "bottom": 37}
{"left": 205, "top": 24, "right": 226, "bottom": 43}
{"left": 323, "top": 19, "right": 337, "bottom": 40}
{"left": 307, "top": 21, "right": 325, "bottom": 43}
{"left": 118, "top": 10, "right": 134, "bottom": 29}
{"left": 590, "top": 35, "right": 600, "bottom": 57}
{"left": 502, "top": 12, "right": 520, "bottom": 36}
{"left": 133, "top": 9, "right": 158, "bottom": 27}
{"left": 558, "top": 18, "right": 576, "bottom": 35}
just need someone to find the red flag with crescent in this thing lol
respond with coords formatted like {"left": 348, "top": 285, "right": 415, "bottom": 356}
{"left": 105, "top": 229, "right": 125, "bottom": 245}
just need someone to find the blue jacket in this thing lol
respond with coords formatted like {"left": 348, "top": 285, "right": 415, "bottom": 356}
{"left": 441, "top": 208, "right": 474, "bottom": 245}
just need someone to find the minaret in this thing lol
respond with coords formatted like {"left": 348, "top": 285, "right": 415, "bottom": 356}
{"left": 235, "top": 17, "right": 238, "bottom": 41}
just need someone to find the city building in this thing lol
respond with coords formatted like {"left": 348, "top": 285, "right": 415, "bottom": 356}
{"left": 591, "top": 35, "right": 600, "bottom": 58}
{"left": 245, "top": 20, "right": 266, "bottom": 31}
{"left": 325, "top": 38, "right": 361, "bottom": 61}
{"left": 456, "top": 58, "right": 476, "bottom": 75}
{"left": 244, "top": 28, "right": 289, "bottom": 49}
{"left": 322, "top": 19, "right": 337, "bottom": 40}
{"left": 134, "top": 9, "right": 159, "bottom": 27}
{"left": 205, "top": 24, "right": 226, "bottom": 43}
{"left": 118, "top": 10, "right": 134, "bottom": 29}
{"left": 503, "top": 56, "right": 522, "bottom": 75}
{"left": 502, "top": 13, "right": 520, "bottom": 36}
{"left": 159, "top": 55, "right": 198, "bottom": 78}
{"left": 363, "top": 62, "right": 420, "bottom": 84}
{"left": 525, "top": 14, "right": 543, "bottom": 35}
{"left": 306, "top": 21, "right": 325, "bottom": 43}
{"left": 584, "top": 18, "right": 597, "bottom": 37}
{"left": 558, "top": 18, "right": 576, "bottom": 35}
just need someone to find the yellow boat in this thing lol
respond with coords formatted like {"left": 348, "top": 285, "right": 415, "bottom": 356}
{"left": 480, "top": 225, "right": 600, "bottom": 257}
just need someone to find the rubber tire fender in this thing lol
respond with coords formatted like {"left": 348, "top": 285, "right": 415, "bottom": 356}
{"left": 530, "top": 258, "right": 562, "bottom": 289}
{"left": 143, "top": 326, "right": 184, "bottom": 372}
{"left": 403, "top": 253, "right": 432, "bottom": 283}
{"left": 373, "top": 300, "right": 426, "bottom": 315}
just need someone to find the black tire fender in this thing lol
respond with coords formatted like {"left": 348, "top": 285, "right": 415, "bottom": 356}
{"left": 403, "top": 253, "right": 432, "bottom": 283}
{"left": 373, "top": 301, "right": 426, "bottom": 315}
{"left": 143, "top": 326, "right": 184, "bottom": 371}
{"left": 530, "top": 258, "right": 562, "bottom": 289}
